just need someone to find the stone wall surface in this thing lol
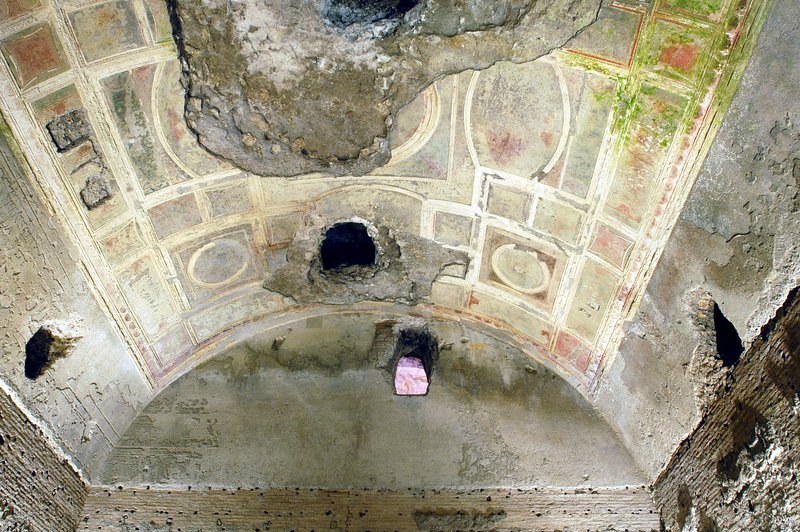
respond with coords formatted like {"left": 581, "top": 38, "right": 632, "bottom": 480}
{"left": 0, "top": 385, "right": 86, "bottom": 531}
{"left": 654, "top": 288, "right": 800, "bottom": 531}
{"left": 595, "top": 0, "right": 800, "bottom": 480}
{"left": 0, "top": 115, "right": 151, "bottom": 479}
{"left": 98, "top": 313, "right": 647, "bottom": 488}
{"left": 81, "top": 485, "right": 659, "bottom": 531}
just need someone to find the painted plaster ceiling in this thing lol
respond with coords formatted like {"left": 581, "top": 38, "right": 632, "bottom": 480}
{"left": 0, "top": 0, "right": 759, "bottom": 403}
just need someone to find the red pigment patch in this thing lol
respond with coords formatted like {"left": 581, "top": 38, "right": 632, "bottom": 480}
{"left": 659, "top": 43, "right": 698, "bottom": 71}
{"left": 610, "top": 202, "right": 639, "bottom": 223}
{"left": 167, "top": 109, "right": 185, "bottom": 142}
{"left": 486, "top": 130, "right": 526, "bottom": 166}
{"left": 590, "top": 225, "right": 632, "bottom": 267}
{"left": 5, "top": 27, "right": 63, "bottom": 86}
{"left": 540, "top": 131, "right": 554, "bottom": 147}
{"left": 554, "top": 332, "right": 591, "bottom": 373}
{"left": 4, "top": 0, "right": 41, "bottom": 19}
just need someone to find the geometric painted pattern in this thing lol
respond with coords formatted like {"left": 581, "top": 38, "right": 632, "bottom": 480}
{"left": 0, "top": 0, "right": 769, "bottom": 394}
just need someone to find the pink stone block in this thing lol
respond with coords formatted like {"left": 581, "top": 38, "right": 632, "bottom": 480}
{"left": 394, "top": 356, "right": 429, "bottom": 396}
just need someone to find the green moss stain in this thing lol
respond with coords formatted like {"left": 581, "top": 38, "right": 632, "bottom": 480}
{"left": 670, "top": 0, "right": 723, "bottom": 17}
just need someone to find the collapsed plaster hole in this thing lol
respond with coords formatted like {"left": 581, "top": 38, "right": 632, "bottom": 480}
{"left": 24, "top": 321, "right": 81, "bottom": 380}
{"left": 393, "top": 327, "right": 437, "bottom": 396}
{"left": 320, "top": 221, "right": 377, "bottom": 271}
{"left": 321, "top": 0, "right": 418, "bottom": 28}
{"left": 712, "top": 303, "right": 744, "bottom": 367}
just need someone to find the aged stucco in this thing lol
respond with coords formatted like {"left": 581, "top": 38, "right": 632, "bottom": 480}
{"left": 0, "top": 0, "right": 797, "bottom": 530}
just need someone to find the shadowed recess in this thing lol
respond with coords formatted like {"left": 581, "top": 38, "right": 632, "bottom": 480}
{"left": 320, "top": 222, "right": 377, "bottom": 270}
{"left": 321, "top": 0, "right": 419, "bottom": 27}
{"left": 713, "top": 303, "right": 744, "bottom": 367}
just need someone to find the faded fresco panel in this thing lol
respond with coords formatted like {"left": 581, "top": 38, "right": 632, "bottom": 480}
{"left": 1, "top": 24, "right": 67, "bottom": 89}
{"left": 148, "top": 194, "right": 203, "bottom": 239}
{"left": 560, "top": 72, "right": 615, "bottom": 198}
{"left": 589, "top": 223, "right": 634, "bottom": 270}
{"left": 470, "top": 60, "right": 564, "bottom": 178}
{"left": 0, "top": 0, "right": 44, "bottom": 21}
{"left": 372, "top": 81, "right": 451, "bottom": 179}
{"left": 118, "top": 254, "right": 178, "bottom": 338}
{"left": 486, "top": 184, "right": 530, "bottom": 224}
{"left": 603, "top": 85, "right": 687, "bottom": 229}
{"left": 564, "top": 259, "right": 619, "bottom": 344}
{"left": 567, "top": 5, "right": 644, "bottom": 66}
{"left": 642, "top": 18, "right": 713, "bottom": 85}
{"left": 434, "top": 212, "right": 474, "bottom": 248}
{"left": 69, "top": 1, "right": 144, "bottom": 62}
{"left": 479, "top": 227, "right": 567, "bottom": 314}
{"left": 103, "top": 66, "right": 196, "bottom": 194}
{"left": 468, "top": 290, "right": 553, "bottom": 347}
{"left": 533, "top": 197, "right": 585, "bottom": 246}
{"left": 171, "top": 225, "right": 266, "bottom": 305}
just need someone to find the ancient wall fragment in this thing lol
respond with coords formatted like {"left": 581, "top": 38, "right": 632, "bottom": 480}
{"left": 169, "top": 0, "right": 601, "bottom": 176}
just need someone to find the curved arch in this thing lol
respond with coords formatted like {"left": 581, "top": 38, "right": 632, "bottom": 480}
{"left": 100, "top": 309, "right": 648, "bottom": 489}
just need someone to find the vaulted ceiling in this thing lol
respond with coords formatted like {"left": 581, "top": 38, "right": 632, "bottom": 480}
{"left": 0, "top": 0, "right": 778, "bottom": 488}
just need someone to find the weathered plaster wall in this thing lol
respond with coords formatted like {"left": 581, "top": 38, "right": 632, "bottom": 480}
{"left": 0, "top": 115, "right": 151, "bottom": 479}
{"left": 595, "top": 0, "right": 800, "bottom": 480}
{"left": 0, "top": 384, "right": 86, "bottom": 530}
{"left": 81, "top": 485, "right": 659, "bottom": 531}
{"left": 654, "top": 289, "right": 800, "bottom": 530}
{"left": 99, "top": 313, "right": 647, "bottom": 488}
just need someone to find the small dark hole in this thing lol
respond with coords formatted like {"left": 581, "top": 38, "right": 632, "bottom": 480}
{"left": 322, "top": 0, "right": 418, "bottom": 27}
{"left": 713, "top": 303, "right": 744, "bottom": 367}
{"left": 25, "top": 328, "right": 55, "bottom": 380}
{"left": 320, "top": 222, "right": 376, "bottom": 271}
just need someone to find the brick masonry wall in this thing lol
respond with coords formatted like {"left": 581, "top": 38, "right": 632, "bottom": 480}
{"left": 655, "top": 289, "right": 800, "bottom": 530}
{"left": 0, "top": 385, "right": 87, "bottom": 531}
{"left": 82, "top": 485, "right": 659, "bottom": 530}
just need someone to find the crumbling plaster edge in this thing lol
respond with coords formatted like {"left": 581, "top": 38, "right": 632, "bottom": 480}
{"left": 0, "top": 377, "right": 89, "bottom": 485}
{"left": 587, "top": 0, "right": 774, "bottom": 401}
{"left": 0, "top": 80, "right": 157, "bottom": 392}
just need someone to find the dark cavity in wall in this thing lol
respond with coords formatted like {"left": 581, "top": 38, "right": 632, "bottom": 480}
{"left": 24, "top": 325, "right": 78, "bottom": 379}
{"left": 25, "top": 328, "right": 57, "bottom": 379}
{"left": 320, "top": 222, "right": 377, "bottom": 271}
{"left": 713, "top": 303, "right": 743, "bottom": 367}
{"left": 321, "top": 0, "right": 419, "bottom": 28}
{"left": 392, "top": 326, "right": 438, "bottom": 395}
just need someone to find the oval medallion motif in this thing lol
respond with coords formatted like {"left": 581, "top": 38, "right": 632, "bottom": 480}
{"left": 187, "top": 238, "right": 250, "bottom": 288}
{"left": 490, "top": 244, "right": 550, "bottom": 294}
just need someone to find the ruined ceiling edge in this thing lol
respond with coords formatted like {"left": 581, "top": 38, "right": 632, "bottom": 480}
{"left": 588, "top": 0, "right": 775, "bottom": 396}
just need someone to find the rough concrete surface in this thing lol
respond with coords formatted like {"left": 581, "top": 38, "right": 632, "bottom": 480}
{"left": 170, "top": 0, "right": 601, "bottom": 175}
{"left": 654, "top": 289, "right": 800, "bottom": 530}
{"left": 595, "top": 0, "right": 800, "bottom": 482}
{"left": 265, "top": 216, "right": 468, "bottom": 305}
{"left": 99, "top": 313, "right": 646, "bottom": 488}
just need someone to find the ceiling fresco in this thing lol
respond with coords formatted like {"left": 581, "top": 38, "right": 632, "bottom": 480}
{"left": 0, "top": 0, "right": 765, "bottom": 395}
